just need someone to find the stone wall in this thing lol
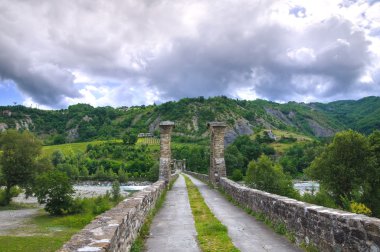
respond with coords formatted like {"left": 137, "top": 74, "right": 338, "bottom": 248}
{"left": 59, "top": 174, "right": 178, "bottom": 252}
{"left": 219, "top": 177, "right": 380, "bottom": 252}
{"left": 184, "top": 171, "right": 209, "bottom": 183}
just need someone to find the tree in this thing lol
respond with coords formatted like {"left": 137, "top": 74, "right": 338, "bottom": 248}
{"left": 111, "top": 180, "right": 121, "bottom": 201}
{"left": 147, "top": 163, "right": 159, "bottom": 182}
{"left": 245, "top": 155, "right": 298, "bottom": 198}
{"left": 123, "top": 132, "right": 138, "bottom": 145}
{"left": 225, "top": 145, "right": 245, "bottom": 176}
{"left": 118, "top": 168, "right": 129, "bottom": 183}
{"left": 34, "top": 171, "right": 74, "bottom": 215}
{"left": 0, "top": 130, "right": 42, "bottom": 205}
{"left": 231, "top": 169, "right": 243, "bottom": 181}
{"left": 363, "top": 130, "right": 380, "bottom": 216}
{"left": 306, "top": 130, "right": 373, "bottom": 206}
{"left": 51, "top": 150, "right": 65, "bottom": 167}
{"left": 234, "top": 135, "right": 261, "bottom": 161}
{"left": 57, "top": 163, "right": 80, "bottom": 180}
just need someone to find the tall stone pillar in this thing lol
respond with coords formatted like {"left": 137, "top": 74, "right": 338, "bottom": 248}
{"left": 208, "top": 122, "right": 227, "bottom": 185}
{"left": 159, "top": 121, "right": 175, "bottom": 184}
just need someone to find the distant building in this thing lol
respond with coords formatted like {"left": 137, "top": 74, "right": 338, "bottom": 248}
{"left": 2, "top": 110, "right": 12, "bottom": 117}
{"left": 138, "top": 133, "right": 154, "bottom": 138}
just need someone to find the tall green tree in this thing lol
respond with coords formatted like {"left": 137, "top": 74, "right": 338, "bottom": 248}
{"left": 306, "top": 130, "right": 373, "bottom": 206}
{"left": 245, "top": 154, "right": 298, "bottom": 198}
{"left": 34, "top": 171, "right": 74, "bottom": 215}
{"left": 225, "top": 145, "right": 245, "bottom": 176}
{"left": 364, "top": 130, "right": 380, "bottom": 216}
{"left": 0, "top": 130, "right": 42, "bottom": 205}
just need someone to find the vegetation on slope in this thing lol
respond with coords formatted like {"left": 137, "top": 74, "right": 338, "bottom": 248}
{"left": 1, "top": 96, "right": 380, "bottom": 145}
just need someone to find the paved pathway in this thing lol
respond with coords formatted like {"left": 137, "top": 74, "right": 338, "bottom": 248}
{"left": 145, "top": 175, "right": 200, "bottom": 252}
{"left": 0, "top": 208, "right": 40, "bottom": 235}
{"left": 187, "top": 175, "right": 302, "bottom": 252}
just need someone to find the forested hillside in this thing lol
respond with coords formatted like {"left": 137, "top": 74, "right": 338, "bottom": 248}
{"left": 1, "top": 96, "right": 380, "bottom": 144}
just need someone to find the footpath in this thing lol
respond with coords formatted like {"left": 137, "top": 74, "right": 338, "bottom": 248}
{"left": 146, "top": 174, "right": 301, "bottom": 252}
{"left": 145, "top": 175, "right": 200, "bottom": 252}
{"left": 187, "top": 175, "right": 302, "bottom": 252}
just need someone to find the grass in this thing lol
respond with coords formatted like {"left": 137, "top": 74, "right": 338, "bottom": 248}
{"left": 0, "top": 196, "right": 121, "bottom": 252}
{"left": 0, "top": 202, "right": 39, "bottom": 211}
{"left": 271, "top": 129, "right": 312, "bottom": 141}
{"left": 0, "top": 235, "right": 73, "bottom": 252}
{"left": 0, "top": 211, "right": 86, "bottom": 252}
{"left": 41, "top": 140, "right": 113, "bottom": 156}
{"left": 251, "top": 129, "right": 313, "bottom": 155}
{"left": 183, "top": 175, "right": 239, "bottom": 252}
{"left": 131, "top": 176, "right": 178, "bottom": 252}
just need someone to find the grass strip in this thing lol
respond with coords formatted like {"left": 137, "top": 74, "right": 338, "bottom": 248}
{"left": 131, "top": 176, "right": 178, "bottom": 252}
{"left": 183, "top": 175, "right": 239, "bottom": 252}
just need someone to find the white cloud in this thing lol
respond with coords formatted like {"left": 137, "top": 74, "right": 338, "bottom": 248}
{"left": 0, "top": 0, "right": 379, "bottom": 108}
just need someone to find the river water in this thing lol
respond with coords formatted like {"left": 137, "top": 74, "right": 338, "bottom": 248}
{"left": 13, "top": 184, "right": 149, "bottom": 204}
{"left": 293, "top": 181, "right": 320, "bottom": 195}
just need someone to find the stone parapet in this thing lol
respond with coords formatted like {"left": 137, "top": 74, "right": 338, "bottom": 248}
{"left": 218, "top": 177, "right": 380, "bottom": 252}
{"left": 59, "top": 173, "right": 178, "bottom": 252}
{"left": 184, "top": 171, "right": 209, "bottom": 183}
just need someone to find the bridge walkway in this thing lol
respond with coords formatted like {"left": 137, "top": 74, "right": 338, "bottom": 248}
{"left": 145, "top": 175, "right": 200, "bottom": 252}
{"left": 187, "top": 174, "right": 302, "bottom": 252}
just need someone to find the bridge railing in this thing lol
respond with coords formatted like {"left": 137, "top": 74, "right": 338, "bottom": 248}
{"left": 59, "top": 173, "right": 179, "bottom": 252}
{"left": 185, "top": 170, "right": 380, "bottom": 252}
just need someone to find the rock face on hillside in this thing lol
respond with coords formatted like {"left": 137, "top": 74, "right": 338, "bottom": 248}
{"left": 225, "top": 118, "right": 253, "bottom": 145}
{"left": 307, "top": 119, "right": 335, "bottom": 137}
{"left": 264, "top": 107, "right": 294, "bottom": 126}
{"left": 67, "top": 126, "right": 79, "bottom": 142}
{"left": 15, "top": 116, "right": 34, "bottom": 131}
{"left": 0, "top": 123, "right": 7, "bottom": 132}
{"left": 149, "top": 116, "right": 161, "bottom": 133}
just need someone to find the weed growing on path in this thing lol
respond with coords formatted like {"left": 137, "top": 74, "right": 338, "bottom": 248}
{"left": 184, "top": 175, "right": 239, "bottom": 252}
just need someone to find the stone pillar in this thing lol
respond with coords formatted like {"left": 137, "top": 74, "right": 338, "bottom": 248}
{"left": 208, "top": 122, "right": 227, "bottom": 185}
{"left": 159, "top": 121, "right": 175, "bottom": 184}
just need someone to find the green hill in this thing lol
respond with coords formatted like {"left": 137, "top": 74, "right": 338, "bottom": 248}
{"left": 0, "top": 96, "right": 379, "bottom": 144}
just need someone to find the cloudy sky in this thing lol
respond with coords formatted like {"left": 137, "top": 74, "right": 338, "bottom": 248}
{"left": 0, "top": 0, "right": 380, "bottom": 109}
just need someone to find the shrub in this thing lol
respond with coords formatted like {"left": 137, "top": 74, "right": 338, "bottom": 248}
{"left": 245, "top": 155, "right": 299, "bottom": 198}
{"left": 301, "top": 189, "right": 337, "bottom": 209}
{"left": 350, "top": 202, "right": 372, "bottom": 216}
{"left": 231, "top": 169, "right": 243, "bottom": 181}
{"left": 0, "top": 187, "right": 21, "bottom": 206}
{"left": 111, "top": 180, "right": 121, "bottom": 201}
{"left": 34, "top": 171, "right": 74, "bottom": 215}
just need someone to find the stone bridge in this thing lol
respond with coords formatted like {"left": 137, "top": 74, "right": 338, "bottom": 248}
{"left": 60, "top": 121, "right": 380, "bottom": 252}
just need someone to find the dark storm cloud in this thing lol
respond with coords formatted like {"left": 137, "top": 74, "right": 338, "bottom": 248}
{"left": 0, "top": 0, "right": 378, "bottom": 107}
{"left": 0, "top": 1, "right": 80, "bottom": 105}
{"left": 146, "top": 14, "right": 371, "bottom": 102}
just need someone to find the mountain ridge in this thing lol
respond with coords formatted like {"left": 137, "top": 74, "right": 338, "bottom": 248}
{"left": 0, "top": 96, "right": 379, "bottom": 144}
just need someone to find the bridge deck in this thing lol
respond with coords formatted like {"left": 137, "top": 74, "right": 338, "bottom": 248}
{"left": 187, "top": 174, "right": 302, "bottom": 252}
{"left": 145, "top": 175, "right": 200, "bottom": 252}
{"left": 145, "top": 174, "right": 301, "bottom": 252}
